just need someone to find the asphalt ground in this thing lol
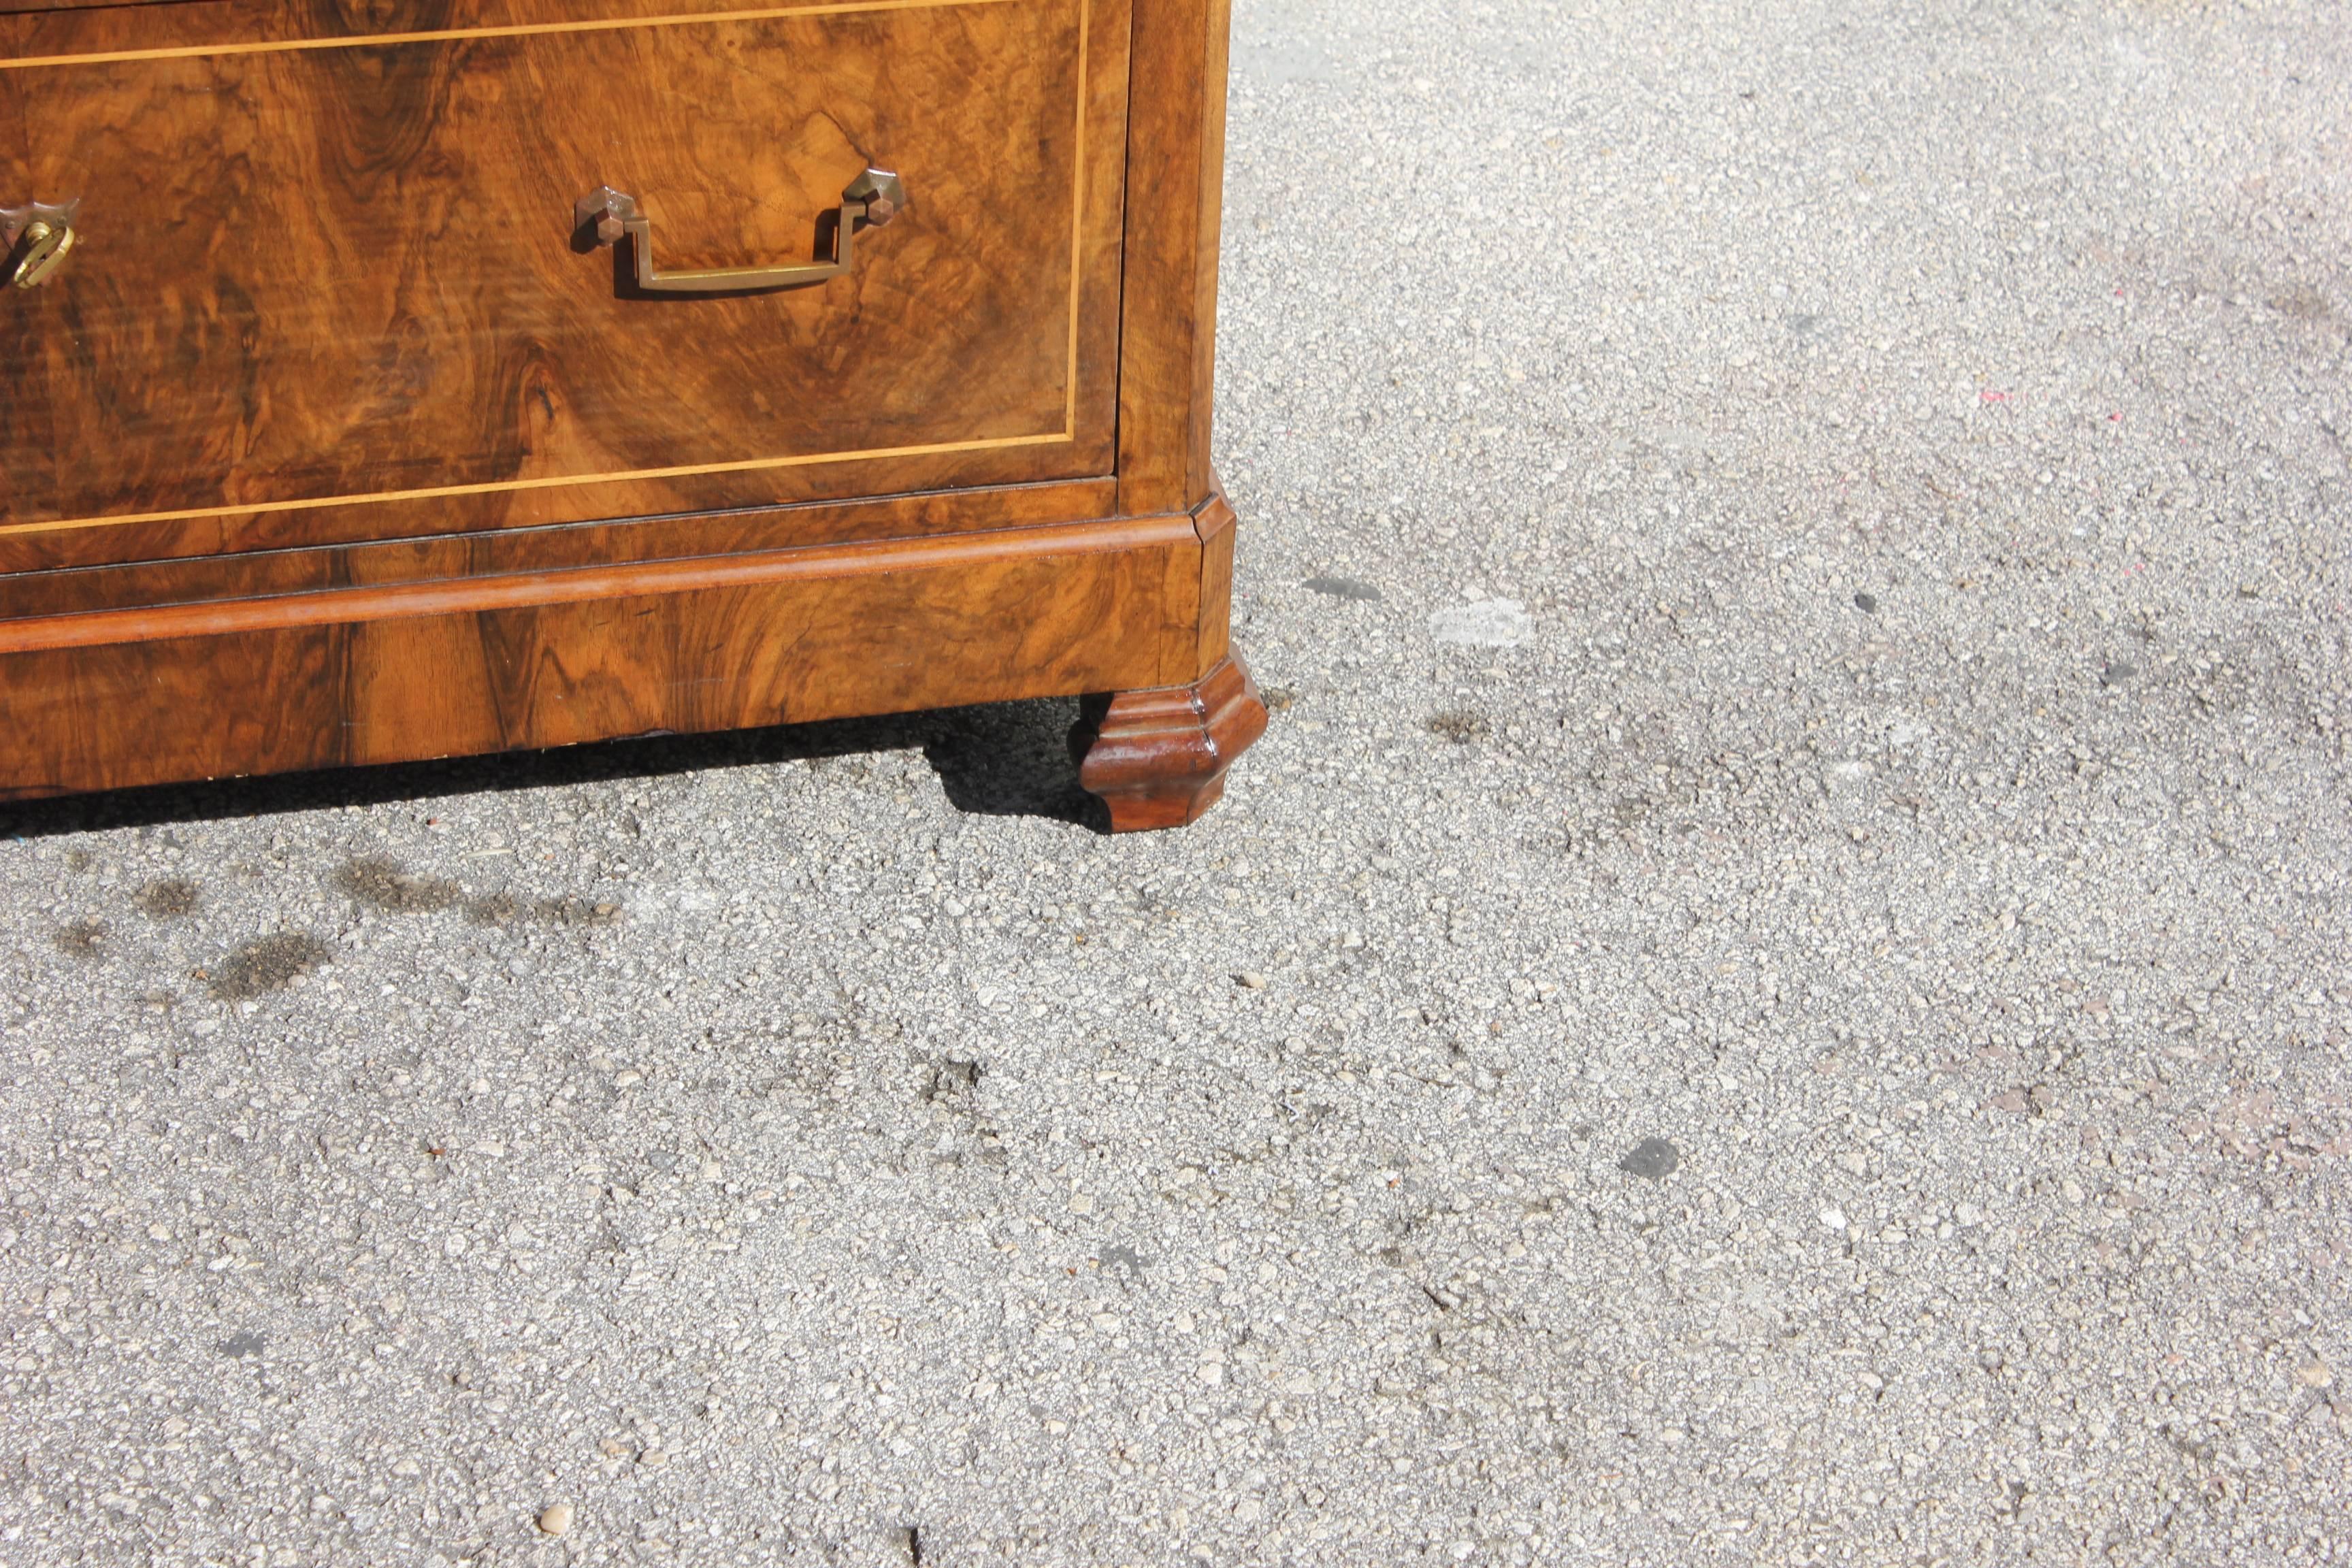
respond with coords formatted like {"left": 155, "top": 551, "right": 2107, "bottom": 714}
{"left": 2, "top": 1, "right": 2349, "bottom": 1563}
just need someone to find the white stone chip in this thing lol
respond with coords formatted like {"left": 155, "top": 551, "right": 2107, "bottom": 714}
{"left": 1428, "top": 598, "right": 1533, "bottom": 647}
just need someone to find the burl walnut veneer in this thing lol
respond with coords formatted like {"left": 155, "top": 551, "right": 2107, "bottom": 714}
{"left": 0, "top": 0, "right": 1264, "bottom": 830}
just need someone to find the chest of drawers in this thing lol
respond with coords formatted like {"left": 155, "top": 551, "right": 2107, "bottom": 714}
{"left": 0, "top": 0, "right": 1262, "bottom": 830}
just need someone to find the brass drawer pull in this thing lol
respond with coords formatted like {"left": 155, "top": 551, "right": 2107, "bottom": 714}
{"left": 3, "top": 199, "right": 79, "bottom": 290}
{"left": 574, "top": 169, "right": 904, "bottom": 295}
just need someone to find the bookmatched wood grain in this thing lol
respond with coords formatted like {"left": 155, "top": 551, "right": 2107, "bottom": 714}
{"left": 1, "top": 0, "right": 1069, "bottom": 55}
{"left": 0, "top": 0, "right": 1267, "bottom": 829}
{"left": 0, "top": 507, "right": 1213, "bottom": 799}
{"left": 0, "top": 478, "right": 1118, "bottom": 620}
{"left": 0, "top": 0, "right": 184, "bottom": 15}
{"left": 0, "top": 0, "right": 1128, "bottom": 568}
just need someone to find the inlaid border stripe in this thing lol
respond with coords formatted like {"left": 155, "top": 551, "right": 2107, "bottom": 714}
{"left": 0, "top": 510, "right": 1196, "bottom": 654}
{"left": 0, "top": 433, "right": 1071, "bottom": 538}
{"left": 1062, "top": 0, "right": 1088, "bottom": 436}
{"left": 0, "top": 0, "right": 1098, "bottom": 541}
{"left": 0, "top": 0, "right": 1017, "bottom": 71}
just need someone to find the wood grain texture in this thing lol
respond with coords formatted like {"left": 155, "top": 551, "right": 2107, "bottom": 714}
{"left": 0, "top": 0, "right": 1263, "bottom": 831}
{"left": 1071, "top": 649, "right": 1263, "bottom": 831}
{"left": 1188, "top": 481, "right": 1235, "bottom": 679}
{"left": 0, "top": 509, "right": 1208, "bottom": 798}
{"left": 0, "top": 0, "right": 190, "bottom": 18}
{"left": 0, "top": 478, "right": 1116, "bottom": 619}
{"left": 1115, "top": 0, "right": 1229, "bottom": 517}
{"left": 0, "top": 0, "right": 1127, "bottom": 568}
{"left": 0, "top": 510, "right": 1200, "bottom": 655}
{"left": 0, "top": 0, "right": 1051, "bottom": 61}
{"left": 0, "top": 440, "right": 1124, "bottom": 574}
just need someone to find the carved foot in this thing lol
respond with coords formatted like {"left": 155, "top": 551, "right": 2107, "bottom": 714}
{"left": 1071, "top": 652, "right": 1269, "bottom": 832}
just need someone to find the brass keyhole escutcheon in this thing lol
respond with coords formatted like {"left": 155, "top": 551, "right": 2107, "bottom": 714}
{"left": 3, "top": 199, "right": 79, "bottom": 289}
{"left": 12, "top": 219, "right": 73, "bottom": 289}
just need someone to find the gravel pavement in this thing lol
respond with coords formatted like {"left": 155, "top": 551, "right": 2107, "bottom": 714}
{"left": 4, "top": 1, "right": 2350, "bottom": 1563}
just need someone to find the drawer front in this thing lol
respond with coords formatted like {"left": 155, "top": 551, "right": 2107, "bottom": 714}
{"left": 0, "top": 0, "right": 1126, "bottom": 571}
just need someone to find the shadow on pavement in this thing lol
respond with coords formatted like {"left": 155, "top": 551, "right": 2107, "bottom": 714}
{"left": 0, "top": 695, "right": 1105, "bottom": 840}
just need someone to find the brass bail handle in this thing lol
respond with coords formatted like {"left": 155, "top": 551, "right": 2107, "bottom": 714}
{"left": 3, "top": 198, "right": 80, "bottom": 289}
{"left": 574, "top": 168, "right": 905, "bottom": 295}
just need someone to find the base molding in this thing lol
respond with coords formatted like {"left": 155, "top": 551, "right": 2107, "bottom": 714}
{"left": 0, "top": 498, "right": 1247, "bottom": 806}
{"left": 0, "top": 509, "right": 1192, "bottom": 656}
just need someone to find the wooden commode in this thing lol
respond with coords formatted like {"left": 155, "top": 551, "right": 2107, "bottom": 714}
{"left": 0, "top": 0, "right": 1264, "bottom": 830}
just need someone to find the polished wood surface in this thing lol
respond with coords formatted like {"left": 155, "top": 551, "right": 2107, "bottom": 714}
{"left": 1072, "top": 650, "right": 1264, "bottom": 831}
{"left": 0, "top": 509, "right": 1200, "bottom": 656}
{"left": 0, "top": 0, "right": 1264, "bottom": 830}
{"left": 0, "top": 478, "right": 1117, "bottom": 620}
{"left": 0, "top": 506, "right": 1213, "bottom": 800}
{"left": 0, "top": 0, "right": 186, "bottom": 16}
{"left": 0, "top": 0, "right": 1126, "bottom": 568}
{"left": 1186, "top": 483, "right": 1237, "bottom": 672}
{"left": 1115, "top": 0, "right": 1230, "bottom": 517}
{"left": 1, "top": 0, "right": 1081, "bottom": 57}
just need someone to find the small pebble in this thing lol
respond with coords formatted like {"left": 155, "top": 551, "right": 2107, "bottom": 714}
{"left": 537, "top": 1503, "right": 574, "bottom": 1537}
{"left": 1820, "top": 1206, "right": 1849, "bottom": 1232}
{"left": 1236, "top": 971, "right": 1268, "bottom": 990}
{"left": 1852, "top": 591, "right": 1878, "bottom": 613}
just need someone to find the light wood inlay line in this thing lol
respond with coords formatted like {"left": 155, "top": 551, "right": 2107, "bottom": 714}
{"left": 0, "top": 0, "right": 1019, "bottom": 71}
{"left": 0, "top": 433, "right": 1076, "bottom": 539}
{"left": 7, "top": 0, "right": 1098, "bottom": 542}
{"left": 1064, "top": 0, "right": 1088, "bottom": 436}
{"left": 0, "top": 510, "right": 1198, "bottom": 653}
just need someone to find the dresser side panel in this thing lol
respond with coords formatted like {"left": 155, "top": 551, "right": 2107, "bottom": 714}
{"left": 1115, "top": 0, "right": 1229, "bottom": 517}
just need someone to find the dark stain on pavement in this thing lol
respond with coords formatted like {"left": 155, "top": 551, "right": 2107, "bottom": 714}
{"left": 470, "top": 892, "right": 623, "bottom": 928}
{"left": 52, "top": 919, "right": 105, "bottom": 959}
{"left": 208, "top": 933, "right": 333, "bottom": 1000}
{"left": 135, "top": 878, "right": 200, "bottom": 918}
{"left": 1618, "top": 1137, "right": 1682, "bottom": 1181}
{"left": 535, "top": 896, "right": 624, "bottom": 927}
{"left": 466, "top": 892, "right": 521, "bottom": 926}
{"left": 1098, "top": 1244, "right": 1150, "bottom": 1282}
{"left": 334, "top": 856, "right": 461, "bottom": 913}
{"left": 1427, "top": 710, "right": 1490, "bottom": 744}
{"left": 924, "top": 1058, "right": 983, "bottom": 1101}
